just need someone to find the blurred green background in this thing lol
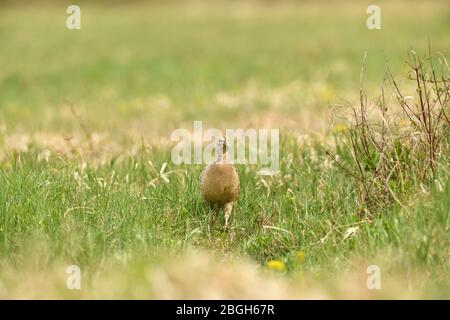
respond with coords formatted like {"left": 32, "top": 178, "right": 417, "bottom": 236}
{"left": 0, "top": 0, "right": 448, "bottom": 137}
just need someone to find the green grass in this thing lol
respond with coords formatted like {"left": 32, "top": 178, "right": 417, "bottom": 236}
{"left": 0, "top": 0, "right": 449, "bottom": 298}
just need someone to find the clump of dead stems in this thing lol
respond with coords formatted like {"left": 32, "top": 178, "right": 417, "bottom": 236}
{"left": 330, "top": 48, "right": 449, "bottom": 216}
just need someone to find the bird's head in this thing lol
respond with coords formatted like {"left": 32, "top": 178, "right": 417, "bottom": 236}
{"left": 216, "top": 137, "right": 229, "bottom": 156}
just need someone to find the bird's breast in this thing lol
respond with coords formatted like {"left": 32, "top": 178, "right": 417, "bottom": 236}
{"left": 200, "top": 163, "right": 239, "bottom": 204}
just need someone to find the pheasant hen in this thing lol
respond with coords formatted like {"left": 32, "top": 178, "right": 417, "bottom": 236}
{"left": 199, "top": 137, "right": 240, "bottom": 228}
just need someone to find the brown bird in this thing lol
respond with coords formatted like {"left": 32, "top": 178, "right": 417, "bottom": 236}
{"left": 199, "top": 137, "right": 240, "bottom": 228}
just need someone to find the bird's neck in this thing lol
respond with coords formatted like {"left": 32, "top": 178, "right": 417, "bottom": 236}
{"left": 216, "top": 151, "right": 228, "bottom": 164}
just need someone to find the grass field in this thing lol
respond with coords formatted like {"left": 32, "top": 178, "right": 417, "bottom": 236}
{"left": 0, "top": 0, "right": 449, "bottom": 299}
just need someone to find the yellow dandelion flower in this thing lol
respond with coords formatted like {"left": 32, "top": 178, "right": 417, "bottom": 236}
{"left": 332, "top": 124, "right": 348, "bottom": 133}
{"left": 398, "top": 119, "right": 410, "bottom": 128}
{"left": 266, "top": 259, "right": 285, "bottom": 272}
{"left": 295, "top": 251, "right": 306, "bottom": 265}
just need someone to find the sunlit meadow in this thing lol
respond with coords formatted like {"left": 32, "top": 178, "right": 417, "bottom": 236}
{"left": 0, "top": 0, "right": 449, "bottom": 299}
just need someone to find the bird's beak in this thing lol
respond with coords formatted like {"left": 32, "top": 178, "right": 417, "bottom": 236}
{"left": 223, "top": 137, "right": 228, "bottom": 153}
